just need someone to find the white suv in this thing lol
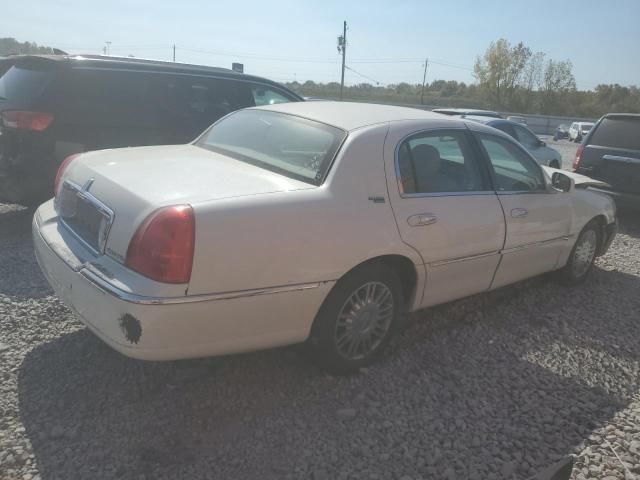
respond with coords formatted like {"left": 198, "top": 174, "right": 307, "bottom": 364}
{"left": 569, "top": 122, "right": 595, "bottom": 142}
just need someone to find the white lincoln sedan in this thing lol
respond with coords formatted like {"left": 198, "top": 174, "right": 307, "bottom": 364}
{"left": 33, "top": 102, "right": 617, "bottom": 372}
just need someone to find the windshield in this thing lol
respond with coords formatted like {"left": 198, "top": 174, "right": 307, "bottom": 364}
{"left": 196, "top": 109, "right": 346, "bottom": 185}
{"left": 0, "top": 65, "right": 53, "bottom": 103}
{"left": 581, "top": 124, "right": 593, "bottom": 131}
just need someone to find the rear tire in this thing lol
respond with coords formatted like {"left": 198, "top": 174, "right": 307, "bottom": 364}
{"left": 308, "top": 263, "right": 403, "bottom": 374}
{"left": 559, "top": 220, "right": 600, "bottom": 284}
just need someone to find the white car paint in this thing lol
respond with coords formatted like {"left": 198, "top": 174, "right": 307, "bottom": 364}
{"left": 33, "top": 102, "right": 617, "bottom": 361}
{"left": 569, "top": 122, "right": 595, "bottom": 142}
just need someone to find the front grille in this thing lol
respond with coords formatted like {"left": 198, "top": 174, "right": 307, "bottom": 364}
{"left": 58, "top": 181, "right": 114, "bottom": 254}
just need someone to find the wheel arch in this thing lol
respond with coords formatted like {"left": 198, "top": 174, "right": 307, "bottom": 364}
{"left": 321, "top": 254, "right": 421, "bottom": 313}
{"left": 590, "top": 214, "right": 609, "bottom": 256}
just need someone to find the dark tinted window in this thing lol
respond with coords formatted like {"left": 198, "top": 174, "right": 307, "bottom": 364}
{"left": 589, "top": 117, "right": 640, "bottom": 151}
{"left": 251, "top": 85, "right": 295, "bottom": 106}
{"left": 397, "top": 131, "right": 489, "bottom": 194}
{"left": 0, "top": 65, "right": 53, "bottom": 102}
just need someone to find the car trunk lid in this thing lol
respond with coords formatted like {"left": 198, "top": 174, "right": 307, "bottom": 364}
{"left": 56, "top": 144, "right": 314, "bottom": 261}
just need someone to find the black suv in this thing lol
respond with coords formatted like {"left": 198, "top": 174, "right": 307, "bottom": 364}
{"left": 573, "top": 113, "right": 640, "bottom": 209}
{"left": 0, "top": 54, "right": 302, "bottom": 205}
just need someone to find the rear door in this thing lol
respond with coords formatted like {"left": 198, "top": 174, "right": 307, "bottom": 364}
{"left": 385, "top": 124, "right": 505, "bottom": 308}
{"left": 577, "top": 115, "right": 640, "bottom": 195}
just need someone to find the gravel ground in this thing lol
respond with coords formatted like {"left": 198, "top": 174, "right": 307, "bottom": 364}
{"left": 1, "top": 201, "right": 639, "bottom": 480}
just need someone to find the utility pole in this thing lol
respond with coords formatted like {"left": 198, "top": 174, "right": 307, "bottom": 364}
{"left": 420, "top": 58, "right": 429, "bottom": 105}
{"left": 173, "top": 44, "right": 176, "bottom": 62}
{"left": 337, "top": 21, "right": 347, "bottom": 101}
{"left": 105, "top": 41, "right": 111, "bottom": 56}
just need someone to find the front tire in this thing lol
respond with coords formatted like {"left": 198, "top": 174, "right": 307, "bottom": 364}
{"left": 308, "top": 263, "right": 403, "bottom": 374}
{"left": 559, "top": 221, "right": 600, "bottom": 284}
{"left": 549, "top": 160, "right": 561, "bottom": 169}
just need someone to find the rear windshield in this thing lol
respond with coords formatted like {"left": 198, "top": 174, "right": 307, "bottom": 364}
{"left": 0, "top": 65, "right": 53, "bottom": 103}
{"left": 589, "top": 117, "right": 640, "bottom": 151}
{"left": 197, "top": 109, "right": 346, "bottom": 185}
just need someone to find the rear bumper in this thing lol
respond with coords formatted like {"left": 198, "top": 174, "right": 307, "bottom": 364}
{"left": 32, "top": 203, "right": 334, "bottom": 360}
{"left": 587, "top": 186, "right": 640, "bottom": 210}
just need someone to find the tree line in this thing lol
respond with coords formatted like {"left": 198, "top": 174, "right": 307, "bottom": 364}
{"left": 0, "top": 38, "right": 55, "bottom": 55}
{"left": 288, "top": 38, "right": 639, "bottom": 118}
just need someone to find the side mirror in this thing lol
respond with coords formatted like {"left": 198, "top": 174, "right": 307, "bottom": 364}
{"left": 551, "top": 172, "right": 574, "bottom": 192}
{"left": 538, "top": 139, "right": 546, "bottom": 147}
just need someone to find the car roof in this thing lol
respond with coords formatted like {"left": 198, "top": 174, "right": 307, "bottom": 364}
{"left": 0, "top": 54, "right": 300, "bottom": 96}
{"left": 603, "top": 113, "right": 640, "bottom": 119}
{"left": 253, "top": 101, "right": 459, "bottom": 131}
{"left": 432, "top": 108, "right": 502, "bottom": 117}
{"left": 463, "top": 115, "right": 529, "bottom": 129}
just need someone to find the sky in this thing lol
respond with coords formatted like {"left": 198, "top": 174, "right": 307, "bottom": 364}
{"left": 4, "top": 0, "right": 639, "bottom": 90}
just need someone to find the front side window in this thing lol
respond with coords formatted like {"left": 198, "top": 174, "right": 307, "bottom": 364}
{"left": 196, "top": 110, "right": 345, "bottom": 185}
{"left": 397, "top": 131, "right": 489, "bottom": 194}
{"left": 251, "top": 86, "right": 295, "bottom": 106}
{"left": 478, "top": 134, "right": 546, "bottom": 192}
{"left": 493, "top": 123, "right": 517, "bottom": 140}
{"left": 513, "top": 124, "right": 540, "bottom": 149}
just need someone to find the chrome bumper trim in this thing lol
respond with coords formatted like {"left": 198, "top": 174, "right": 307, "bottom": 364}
{"left": 80, "top": 267, "right": 323, "bottom": 305}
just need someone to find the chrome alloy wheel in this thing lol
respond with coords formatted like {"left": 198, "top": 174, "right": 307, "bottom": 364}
{"left": 334, "top": 282, "right": 394, "bottom": 361}
{"left": 572, "top": 229, "right": 597, "bottom": 278}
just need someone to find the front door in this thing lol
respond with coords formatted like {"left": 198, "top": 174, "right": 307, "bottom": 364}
{"left": 385, "top": 126, "right": 505, "bottom": 308}
{"left": 474, "top": 132, "right": 572, "bottom": 288}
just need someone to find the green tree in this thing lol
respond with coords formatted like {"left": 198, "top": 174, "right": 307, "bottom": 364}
{"left": 539, "top": 59, "right": 576, "bottom": 114}
{"left": 474, "top": 38, "right": 531, "bottom": 109}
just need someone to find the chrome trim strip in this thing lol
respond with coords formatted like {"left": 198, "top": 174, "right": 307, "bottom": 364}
{"left": 429, "top": 250, "right": 500, "bottom": 267}
{"left": 80, "top": 267, "right": 323, "bottom": 305}
{"left": 602, "top": 154, "right": 640, "bottom": 165}
{"left": 500, "top": 235, "right": 571, "bottom": 255}
{"left": 400, "top": 190, "right": 495, "bottom": 198}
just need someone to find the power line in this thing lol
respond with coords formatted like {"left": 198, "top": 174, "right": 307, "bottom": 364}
{"left": 344, "top": 65, "right": 380, "bottom": 85}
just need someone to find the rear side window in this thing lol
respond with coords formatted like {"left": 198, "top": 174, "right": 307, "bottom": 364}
{"left": 0, "top": 65, "right": 53, "bottom": 102}
{"left": 589, "top": 117, "right": 640, "bottom": 151}
{"left": 397, "top": 131, "right": 489, "bottom": 194}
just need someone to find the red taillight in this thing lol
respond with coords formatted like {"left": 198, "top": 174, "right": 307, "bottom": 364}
{"left": 126, "top": 205, "right": 195, "bottom": 284}
{"left": 54, "top": 153, "right": 80, "bottom": 194}
{"left": 1, "top": 111, "right": 54, "bottom": 131}
{"left": 573, "top": 145, "right": 584, "bottom": 171}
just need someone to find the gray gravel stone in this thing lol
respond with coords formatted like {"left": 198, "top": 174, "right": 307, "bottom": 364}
{"left": 1, "top": 201, "right": 639, "bottom": 480}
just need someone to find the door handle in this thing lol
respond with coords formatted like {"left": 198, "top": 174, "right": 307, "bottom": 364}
{"left": 407, "top": 213, "right": 437, "bottom": 226}
{"left": 511, "top": 208, "right": 529, "bottom": 218}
